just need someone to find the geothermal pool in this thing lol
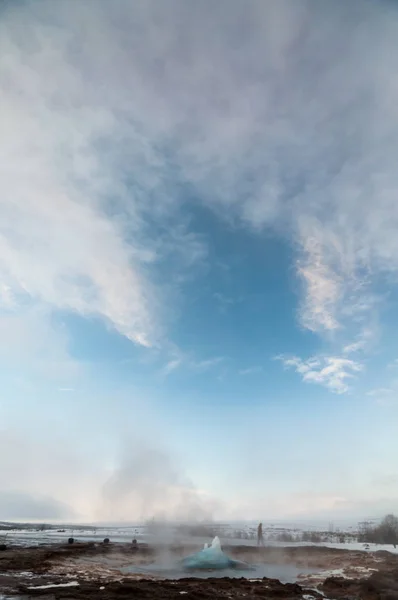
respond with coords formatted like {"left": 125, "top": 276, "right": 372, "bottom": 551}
{"left": 118, "top": 537, "right": 317, "bottom": 583}
{"left": 67, "top": 537, "right": 318, "bottom": 584}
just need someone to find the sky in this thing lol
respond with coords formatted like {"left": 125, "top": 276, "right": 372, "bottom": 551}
{"left": 1, "top": 0, "right": 398, "bottom": 525}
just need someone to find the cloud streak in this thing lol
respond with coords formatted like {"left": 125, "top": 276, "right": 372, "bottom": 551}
{"left": 367, "top": 387, "right": 397, "bottom": 407}
{"left": 278, "top": 354, "right": 363, "bottom": 394}
{"left": 161, "top": 352, "right": 224, "bottom": 377}
{"left": 239, "top": 366, "right": 263, "bottom": 376}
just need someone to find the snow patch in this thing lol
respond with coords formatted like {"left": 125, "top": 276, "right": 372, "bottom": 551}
{"left": 28, "top": 581, "right": 79, "bottom": 590}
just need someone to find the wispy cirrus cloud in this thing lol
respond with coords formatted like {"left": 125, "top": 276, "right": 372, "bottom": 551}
{"left": 213, "top": 292, "right": 244, "bottom": 314}
{"left": 367, "top": 388, "right": 397, "bottom": 407}
{"left": 162, "top": 358, "right": 183, "bottom": 377}
{"left": 161, "top": 352, "right": 225, "bottom": 378}
{"left": 342, "top": 327, "right": 376, "bottom": 355}
{"left": 191, "top": 357, "right": 225, "bottom": 372}
{"left": 296, "top": 232, "right": 342, "bottom": 333}
{"left": 343, "top": 340, "right": 367, "bottom": 355}
{"left": 239, "top": 366, "right": 263, "bottom": 376}
{"left": 278, "top": 354, "right": 363, "bottom": 394}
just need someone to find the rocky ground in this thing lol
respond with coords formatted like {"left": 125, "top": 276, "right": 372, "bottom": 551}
{"left": 0, "top": 541, "right": 397, "bottom": 599}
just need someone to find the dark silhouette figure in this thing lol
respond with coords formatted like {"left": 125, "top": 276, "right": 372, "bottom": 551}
{"left": 257, "top": 522, "right": 264, "bottom": 546}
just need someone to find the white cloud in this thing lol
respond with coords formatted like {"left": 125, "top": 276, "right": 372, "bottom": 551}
{"left": 1, "top": 1, "right": 398, "bottom": 366}
{"left": 0, "top": 20, "right": 154, "bottom": 346}
{"left": 279, "top": 354, "right": 363, "bottom": 394}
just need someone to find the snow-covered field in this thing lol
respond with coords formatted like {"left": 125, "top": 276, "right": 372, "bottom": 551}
{"left": 1, "top": 523, "right": 397, "bottom": 555}
{"left": 278, "top": 540, "right": 398, "bottom": 555}
{"left": 0, "top": 526, "right": 146, "bottom": 547}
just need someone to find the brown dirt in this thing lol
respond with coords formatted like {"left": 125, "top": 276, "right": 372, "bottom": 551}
{"left": 322, "top": 568, "right": 398, "bottom": 600}
{"left": 0, "top": 542, "right": 397, "bottom": 599}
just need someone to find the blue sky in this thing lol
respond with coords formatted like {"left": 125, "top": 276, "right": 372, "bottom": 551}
{"left": 1, "top": 0, "right": 398, "bottom": 524}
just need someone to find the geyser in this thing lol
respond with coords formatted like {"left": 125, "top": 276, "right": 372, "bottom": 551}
{"left": 181, "top": 536, "right": 254, "bottom": 571}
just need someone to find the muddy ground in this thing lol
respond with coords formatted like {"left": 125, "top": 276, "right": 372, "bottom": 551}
{"left": 0, "top": 541, "right": 397, "bottom": 599}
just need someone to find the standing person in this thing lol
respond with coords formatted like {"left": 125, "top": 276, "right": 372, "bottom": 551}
{"left": 257, "top": 522, "right": 264, "bottom": 546}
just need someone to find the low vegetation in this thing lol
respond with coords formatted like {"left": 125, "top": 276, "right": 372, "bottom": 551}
{"left": 358, "top": 514, "right": 398, "bottom": 546}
